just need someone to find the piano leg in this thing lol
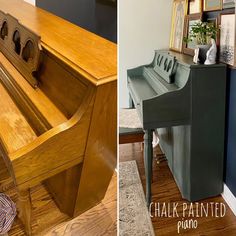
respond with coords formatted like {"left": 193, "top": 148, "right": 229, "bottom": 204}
{"left": 17, "top": 189, "right": 32, "bottom": 236}
{"left": 144, "top": 129, "right": 153, "bottom": 207}
{"left": 129, "top": 93, "right": 134, "bottom": 108}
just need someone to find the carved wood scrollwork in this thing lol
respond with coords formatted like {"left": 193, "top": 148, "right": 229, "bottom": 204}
{"left": 0, "top": 10, "right": 41, "bottom": 88}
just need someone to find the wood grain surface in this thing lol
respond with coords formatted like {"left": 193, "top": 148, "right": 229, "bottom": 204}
{"left": 0, "top": 2, "right": 117, "bottom": 234}
{"left": 0, "top": 157, "right": 116, "bottom": 235}
{"left": 120, "top": 143, "right": 236, "bottom": 235}
{"left": 0, "top": 82, "right": 36, "bottom": 153}
{"left": 0, "top": 85, "right": 94, "bottom": 190}
{"left": 0, "top": 52, "right": 67, "bottom": 132}
{"left": 0, "top": 10, "right": 42, "bottom": 88}
{"left": 74, "top": 81, "right": 117, "bottom": 216}
{"left": 0, "top": 0, "right": 117, "bottom": 85}
{"left": 43, "top": 174, "right": 117, "bottom": 236}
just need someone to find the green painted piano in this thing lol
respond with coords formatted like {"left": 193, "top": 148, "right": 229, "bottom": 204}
{"left": 127, "top": 50, "right": 227, "bottom": 206}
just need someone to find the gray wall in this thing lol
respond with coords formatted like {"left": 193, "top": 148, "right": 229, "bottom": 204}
{"left": 36, "top": 0, "right": 117, "bottom": 43}
{"left": 119, "top": 0, "right": 172, "bottom": 108}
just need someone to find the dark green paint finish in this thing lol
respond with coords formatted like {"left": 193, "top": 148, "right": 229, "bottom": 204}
{"left": 144, "top": 129, "right": 153, "bottom": 206}
{"left": 127, "top": 50, "right": 227, "bottom": 203}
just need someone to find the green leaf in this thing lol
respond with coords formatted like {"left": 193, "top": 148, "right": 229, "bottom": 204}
{"left": 184, "top": 21, "right": 219, "bottom": 45}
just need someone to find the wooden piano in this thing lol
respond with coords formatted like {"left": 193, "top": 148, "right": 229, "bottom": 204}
{"left": 128, "top": 50, "right": 226, "bottom": 206}
{"left": 0, "top": 1, "right": 116, "bottom": 235}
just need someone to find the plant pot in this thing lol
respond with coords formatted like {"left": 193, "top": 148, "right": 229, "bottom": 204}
{"left": 196, "top": 44, "right": 211, "bottom": 63}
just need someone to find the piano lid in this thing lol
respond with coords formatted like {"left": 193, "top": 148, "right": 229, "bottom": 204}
{"left": 0, "top": 0, "right": 117, "bottom": 86}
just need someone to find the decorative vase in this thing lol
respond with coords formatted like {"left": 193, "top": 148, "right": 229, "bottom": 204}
{"left": 196, "top": 44, "right": 211, "bottom": 63}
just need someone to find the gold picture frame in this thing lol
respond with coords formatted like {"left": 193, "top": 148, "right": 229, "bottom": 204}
{"left": 188, "top": 0, "right": 203, "bottom": 14}
{"left": 170, "top": 0, "right": 188, "bottom": 52}
{"left": 204, "top": 0, "right": 222, "bottom": 11}
{"left": 182, "top": 13, "right": 202, "bottom": 56}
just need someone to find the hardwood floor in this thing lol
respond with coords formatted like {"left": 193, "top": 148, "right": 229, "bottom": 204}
{"left": 0, "top": 158, "right": 117, "bottom": 236}
{"left": 119, "top": 143, "right": 236, "bottom": 236}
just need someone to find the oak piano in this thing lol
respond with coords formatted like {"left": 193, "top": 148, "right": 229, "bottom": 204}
{"left": 0, "top": 1, "right": 117, "bottom": 235}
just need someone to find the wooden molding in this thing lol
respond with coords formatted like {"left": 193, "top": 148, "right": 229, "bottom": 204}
{"left": 0, "top": 10, "right": 41, "bottom": 88}
{"left": 222, "top": 184, "right": 236, "bottom": 217}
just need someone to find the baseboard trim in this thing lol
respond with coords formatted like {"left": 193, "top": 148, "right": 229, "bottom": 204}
{"left": 222, "top": 184, "right": 236, "bottom": 216}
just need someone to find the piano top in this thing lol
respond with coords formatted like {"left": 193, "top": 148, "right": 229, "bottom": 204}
{"left": 0, "top": 0, "right": 117, "bottom": 86}
{"left": 166, "top": 50, "right": 226, "bottom": 69}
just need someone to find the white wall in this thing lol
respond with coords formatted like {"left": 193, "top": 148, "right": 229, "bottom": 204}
{"left": 24, "top": 0, "right": 35, "bottom": 5}
{"left": 119, "top": 0, "right": 173, "bottom": 107}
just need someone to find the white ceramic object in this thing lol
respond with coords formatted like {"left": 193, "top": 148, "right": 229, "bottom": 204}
{"left": 193, "top": 48, "right": 200, "bottom": 64}
{"left": 204, "top": 39, "right": 217, "bottom": 65}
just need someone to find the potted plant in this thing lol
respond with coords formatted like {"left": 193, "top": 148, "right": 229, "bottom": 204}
{"left": 184, "top": 21, "right": 219, "bottom": 62}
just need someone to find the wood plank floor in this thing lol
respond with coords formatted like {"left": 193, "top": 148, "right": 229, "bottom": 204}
{"left": 119, "top": 143, "right": 236, "bottom": 236}
{"left": 0, "top": 158, "right": 117, "bottom": 236}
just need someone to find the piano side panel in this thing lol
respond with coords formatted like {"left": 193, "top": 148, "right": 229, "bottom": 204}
{"left": 38, "top": 50, "right": 89, "bottom": 119}
{"left": 10, "top": 87, "right": 96, "bottom": 189}
{"left": 189, "top": 66, "right": 226, "bottom": 201}
{"left": 44, "top": 81, "right": 117, "bottom": 217}
{"left": 142, "top": 82, "right": 191, "bottom": 129}
{"left": 74, "top": 80, "right": 117, "bottom": 216}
